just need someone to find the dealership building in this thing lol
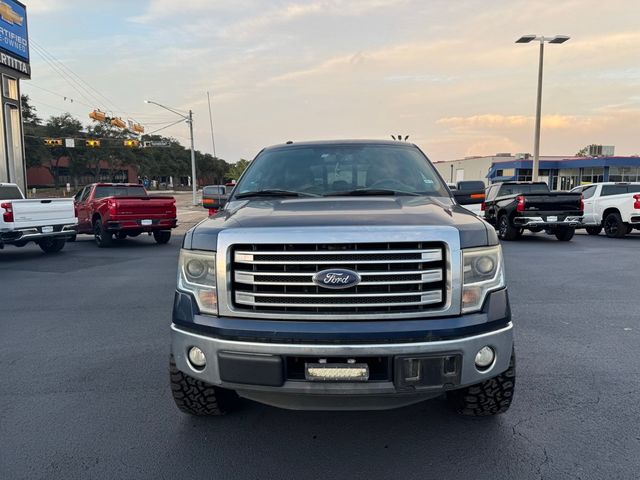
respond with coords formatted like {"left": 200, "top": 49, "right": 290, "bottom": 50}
{"left": 434, "top": 147, "right": 640, "bottom": 190}
{"left": 0, "top": 0, "right": 30, "bottom": 193}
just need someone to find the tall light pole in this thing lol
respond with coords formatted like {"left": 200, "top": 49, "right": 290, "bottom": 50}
{"left": 516, "top": 34, "right": 570, "bottom": 182}
{"left": 145, "top": 100, "right": 198, "bottom": 205}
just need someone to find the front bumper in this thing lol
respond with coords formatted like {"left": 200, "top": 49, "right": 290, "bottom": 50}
{"left": 171, "top": 288, "right": 513, "bottom": 410}
{"left": 514, "top": 215, "right": 582, "bottom": 228}
{"left": 172, "top": 322, "right": 513, "bottom": 410}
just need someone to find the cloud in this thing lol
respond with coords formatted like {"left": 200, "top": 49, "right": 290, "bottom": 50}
{"left": 436, "top": 114, "right": 599, "bottom": 130}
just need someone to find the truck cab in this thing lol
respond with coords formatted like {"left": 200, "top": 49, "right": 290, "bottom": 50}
{"left": 170, "top": 140, "right": 514, "bottom": 417}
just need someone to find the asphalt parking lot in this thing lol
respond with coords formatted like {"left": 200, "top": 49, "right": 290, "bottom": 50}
{"left": 1, "top": 232, "right": 639, "bottom": 479}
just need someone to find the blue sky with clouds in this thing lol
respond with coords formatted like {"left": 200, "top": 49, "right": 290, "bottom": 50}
{"left": 21, "top": 0, "right": 640, "bottom": 162}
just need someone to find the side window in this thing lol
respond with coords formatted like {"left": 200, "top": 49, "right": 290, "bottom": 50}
{"left": 486, "top": 186, "right": 497, "bottom": 201}
{"left": 581, "top": 185, "right": 596, "bottom": 200}
{"left": 627, "top": 185, "right": 640, "bottom": 193}
{"left": 75, "top": 187, "right": 87, "bottom": 202}
{"left": 601, "top": 185, "right": 627, "bottom": 197}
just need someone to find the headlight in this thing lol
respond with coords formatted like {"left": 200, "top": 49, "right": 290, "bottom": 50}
{"left": 462, "top": 245, "right": 505, "bottom": 313}
{"left": 178, "top": 249, "right": 217, "bottom": 315}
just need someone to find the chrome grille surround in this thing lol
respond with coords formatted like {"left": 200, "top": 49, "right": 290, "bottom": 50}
{"left": 216, "top": 227, "right": 462, "bottom": 320}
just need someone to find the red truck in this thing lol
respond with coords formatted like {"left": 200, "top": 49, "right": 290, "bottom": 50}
{"left": 73, "top": 183, "right": 177, "bottom": 247}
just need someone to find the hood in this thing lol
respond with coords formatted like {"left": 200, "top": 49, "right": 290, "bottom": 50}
{"left": 185, "top": 196, "right": 496, "bottom": 250}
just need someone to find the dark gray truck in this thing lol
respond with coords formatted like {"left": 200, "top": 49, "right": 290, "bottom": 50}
{"left": 483, "top": 182, "right": 583, "bottom": 241}
{"left": 171, "top": 140, "right": 514, "bottom": 417}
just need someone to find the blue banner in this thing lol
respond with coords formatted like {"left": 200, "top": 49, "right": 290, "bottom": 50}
{"left": 0, "top": 0, "right": 28, "bottom": 62}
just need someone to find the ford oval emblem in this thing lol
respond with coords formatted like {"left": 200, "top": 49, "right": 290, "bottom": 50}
{"left": 313, "top": 268, "right": 361, "bottom": 289}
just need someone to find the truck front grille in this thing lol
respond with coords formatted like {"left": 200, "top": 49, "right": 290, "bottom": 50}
{"left": 230, "top": 242, "right": 447, "bottom": 317}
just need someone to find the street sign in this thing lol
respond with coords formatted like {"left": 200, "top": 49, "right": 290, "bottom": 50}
{"left": 143, "top": 140, "right": 170, "bottom": 148}
{"left": 65, "top": 138, "right": 75, "bottom": 148}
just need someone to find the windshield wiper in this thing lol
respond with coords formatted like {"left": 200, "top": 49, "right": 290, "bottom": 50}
{"left": 235, "top": 189, "right": 318, "bottom": 199}
{"left": 323, "top": 188, "right": 420, "bottom": 197}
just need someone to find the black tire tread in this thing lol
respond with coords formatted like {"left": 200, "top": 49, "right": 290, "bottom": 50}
{"left": 555, "top": 227, "right": 575, "bottom": 242}
{"left": 585, "top": 226, "right": 602, "bottom": 236}
{"left": 169, "top": 357, "right": 237, "bottom": 416}
{"left": 38, "top": 237, "right": 66, "bottom": 254}
{"left": 498, "top": 214, "right": 520, "bottom": 241}
{"left": 154, "top": 230, "right": 172, "bottom": 244}
{"left": 604, "top": 212, "right": 628, "bottom": 239}
{"left": 447, "top": 352, "right": 516, "bottom": 417}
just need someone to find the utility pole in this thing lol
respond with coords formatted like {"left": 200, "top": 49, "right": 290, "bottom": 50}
{"left": 207, "top": 91, "right": 217, "bottom": 158}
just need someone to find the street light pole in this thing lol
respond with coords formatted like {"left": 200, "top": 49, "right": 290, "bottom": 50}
{"left": 516, "top": 34, "right": 570, "bottom": 183}
{"left": 532, "top": 40, "right": 544, "bottom": 183}
{"left": 144, "top": 100, "right": 198, "bottom": 205}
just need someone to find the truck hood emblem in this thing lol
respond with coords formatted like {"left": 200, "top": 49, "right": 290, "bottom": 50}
{"left": 313, "top": 269, "right": 361, "bottom": 289}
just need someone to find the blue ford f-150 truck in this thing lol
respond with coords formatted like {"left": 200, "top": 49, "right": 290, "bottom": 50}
{"left": 170, "top": 140, "right": 515, "bottom": 417}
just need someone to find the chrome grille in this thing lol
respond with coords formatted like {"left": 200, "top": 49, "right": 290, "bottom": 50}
{"left": 230, "top": 242, "right": 447, "bottom": 316}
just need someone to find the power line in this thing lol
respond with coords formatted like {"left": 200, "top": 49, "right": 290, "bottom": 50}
{"left": 31, "top": 40, "right": 115, "bottom": 112}
{"left": 30, "top": 45, "right": 100, "bottom": 109}
{"left": 24, "top": 83, "right": 95, "bottom": 109}
{"left": 30, "top": 39, "right": 145, "bottom": 127}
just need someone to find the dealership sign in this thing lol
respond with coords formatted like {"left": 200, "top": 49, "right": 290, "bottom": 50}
{"left": 0, "top": 0, "right": 29, "bottom": 77}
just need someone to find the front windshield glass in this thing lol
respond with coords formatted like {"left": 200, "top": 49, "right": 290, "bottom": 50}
{"left": 234, "top": 144, "right": 449, "bottom": 198}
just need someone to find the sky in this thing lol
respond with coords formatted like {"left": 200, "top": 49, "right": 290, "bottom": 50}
{"left": 21, "top": 0, "right": 640, "bottom": 163}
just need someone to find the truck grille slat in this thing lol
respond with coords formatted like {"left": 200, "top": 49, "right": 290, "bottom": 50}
{"left": 230, "top": 242, "right": 447, "bottom": 317}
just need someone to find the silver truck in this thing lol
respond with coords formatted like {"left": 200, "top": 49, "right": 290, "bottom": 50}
{"left": 0, "top": 183, "right": 77, "bottom": 253}
{"left": 170, "top": 140, "right": 515, "bottom": 417}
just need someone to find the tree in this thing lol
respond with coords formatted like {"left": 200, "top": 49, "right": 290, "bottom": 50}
{"left": 576, "top": 146, "right": 589, "bottom": 156}
{"left": 44, "top": 113, "right": 84, "bottom": 188}
{"left": 22, "top": 95, "right": 49, "bottom": 169}
{"left": 227, "top": 159, "right": 250, "bottom": 182}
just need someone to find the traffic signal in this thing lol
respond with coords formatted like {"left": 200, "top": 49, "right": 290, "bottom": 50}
{"left": 86, "top": 139, "right": 101, "bottom": 148}
{"left": 123, "top": 139, "right": 140, "bottom": 148}
{"left": 44, "top": 138, "right": 63, "bottom": 146}
{"left": 89, "top": 110, "right": 106, "bottom": 122}
{"left": 111, "top": 117, "right": 126, "bottom": 129}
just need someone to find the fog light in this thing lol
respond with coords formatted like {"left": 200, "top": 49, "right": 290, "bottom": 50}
{"left": 475, "top": 346, "right": 495, "bottom": 369}
{"left": 188, "top": 346, "right": 207, "bottom": 368}
{"left": 403, "top": 358, "right": 422, "bottom": 382}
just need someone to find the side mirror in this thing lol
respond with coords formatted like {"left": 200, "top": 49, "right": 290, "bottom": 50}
{"left": 202, "top": 192, "right": 228, "bottom": 210}
{"left": 453, "top": 190, "right": 485, "bottom": 205}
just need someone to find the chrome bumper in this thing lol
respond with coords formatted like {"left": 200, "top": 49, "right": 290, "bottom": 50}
{"left": 514, "top": 216, "right": 582, "bottom": 228}
{"left": 0, "top": 224, "right": 77, "bottom": 243}
{"left": 171, "top": 322, "right": 514, "bottom": 409}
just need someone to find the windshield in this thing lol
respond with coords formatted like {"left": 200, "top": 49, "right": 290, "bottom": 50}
{"left": 233, "top": 144, "right": 448, "bottom": 198}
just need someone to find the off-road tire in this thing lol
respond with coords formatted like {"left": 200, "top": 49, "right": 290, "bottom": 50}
{"left": 603, "top": 212, "right": 629, "bottom": 238}
{"left": 153, "top": 230, "right": 171, "bottom": 244}
{"left": 67, "top": 234, "right": 77, "bottom": 242}
{"left": 170, "top": 356, "right": 239, "bottom": 416}
{"left": 94, "top": 219, "right": 113, "bottom": 248}
{"left": 555, "top": 227, "right": 575, "bottom": 242}
{"left": 38, "top": 237, "right": 66, "bottom": 254}
{"left": 585, "top": 226, "right": 602, "bottom": 236}
{"left": 497, "top": 214, "right": 521, "bottom": 241}
{"left": 447, "top": 351, "right": 516, "bottom": 417}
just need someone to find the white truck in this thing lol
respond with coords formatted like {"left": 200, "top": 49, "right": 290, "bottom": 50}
{"left": 571, "top": 182, "right": 640, "bottom": 238}
{"left": 0, "top": 183, "right": 77, "bottom": 253}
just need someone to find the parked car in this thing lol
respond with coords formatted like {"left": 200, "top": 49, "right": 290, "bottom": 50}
{"left": 452, "top": 180, "right": 486, "bottom": 217}
{"left": 73, "top": 183, "right": 177, "bottom": 247}
{"left": 0, "top": 183, "right": 76, "bottom": 253}
{"left": 170, "top": 140, "right": 515, "bottom": 417}
{"left": 483, "top": 182, "right": 583, "bottom": 241}
{"left": 571, "top": 182, "right": 640, "bottom": 238}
